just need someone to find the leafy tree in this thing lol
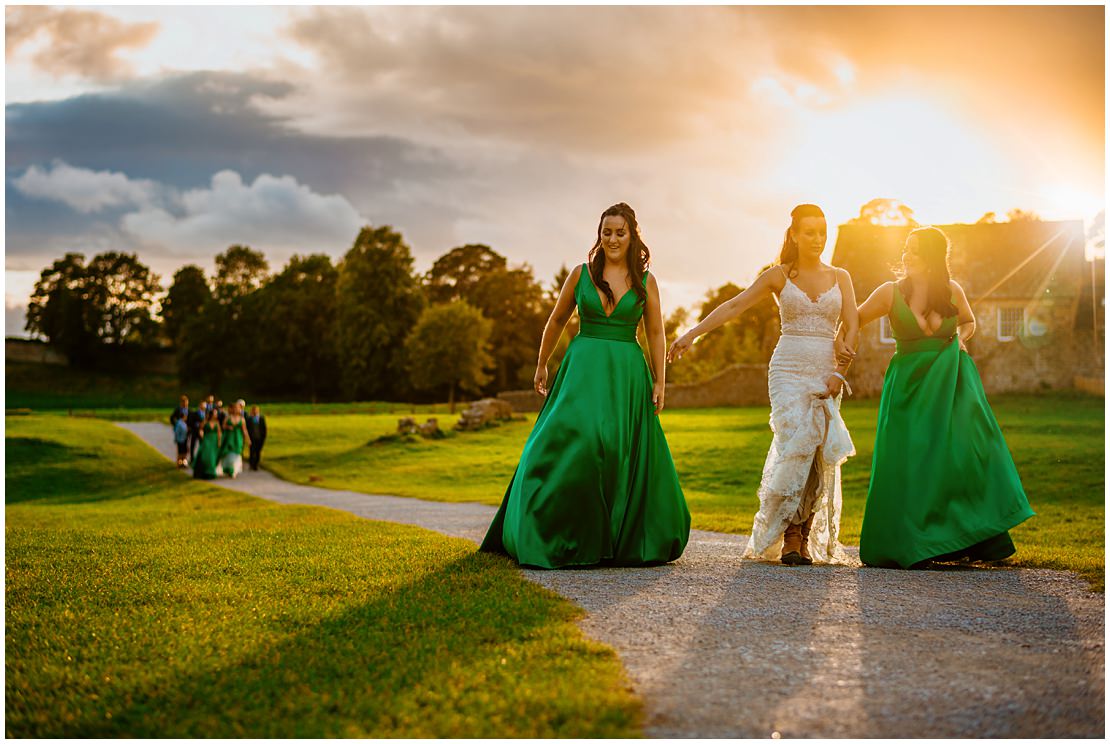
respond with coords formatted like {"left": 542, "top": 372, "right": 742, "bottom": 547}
{"left": 161, "top": 265, "right": 211, "bottom": 346}
{"left": 25, "top": 251, "right": 162, "bottom": 365}
{"left": 214, "top": 245, "right": 269, "bottom": 304}
{"left": 425, "top": 244, "right": 508, "bottom": 304}
{"left": 250, "top": 254, "right": 340, "bottom": 401}
{"left": 849, "top": 198, "right": 919, "bottom": 227}
{"left": 405, "top": 301, "right": 493, "bottom": 412}
{"left": 336, "top": 226, "right": 426, "bottom": 400}
{"left": 24, "top": 253, "right": 96, "bottom": 365}
{"left": 1006, "top": 208, "right": 1041, "bottom": 223}
{"left": 425, "top": 244, "right": 546, "bottom": 391}
{"left": 548, "top": 264, "right": 571, "bottom": 308}
{"left": 83, "top": 252, "right": 162, "bottom": 346}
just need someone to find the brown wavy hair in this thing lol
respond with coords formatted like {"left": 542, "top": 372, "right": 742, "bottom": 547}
{"left": 587, "top": 202, "right": 650, "bottom": 309}
{"left": 778, "top": 203, "right": 826, "bottom": 278}
{"left": 898, "top": 226, "right": 957, "bottom": 318}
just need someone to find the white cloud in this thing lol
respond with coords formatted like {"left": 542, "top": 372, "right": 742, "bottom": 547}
{"left": 13, "top": 160, "right": 160, "bottom": 213}
{"left": 121, "top": 170, "right": 366, "bottom": 255}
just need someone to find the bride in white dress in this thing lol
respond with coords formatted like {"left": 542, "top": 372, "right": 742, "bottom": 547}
{"left": 668, "top": 204, "right": 859, "bottom": 565}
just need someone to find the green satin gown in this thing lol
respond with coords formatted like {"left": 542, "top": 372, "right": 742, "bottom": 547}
{"left": 218, "top": 418, "right": 245, "bottom": 476}
{"left": 859, "top": 284, "right": 1035, "bottom": 568}
{"left": 479, "top": 265, "right": 691, "bottom": 569}
{"left": 192, "top": 422, "right": 221, "bottom": 480}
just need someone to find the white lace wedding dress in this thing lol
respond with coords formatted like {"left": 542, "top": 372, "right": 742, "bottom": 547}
{"left": 741, "top": 274, "right": 856, "bottom": 564}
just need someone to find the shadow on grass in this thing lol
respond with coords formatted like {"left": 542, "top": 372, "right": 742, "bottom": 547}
{"left": 6, "top": 433, "right": 181, "bottom": 506}
{"left": 40, "top": 552, "right": 634, "bottom": 739}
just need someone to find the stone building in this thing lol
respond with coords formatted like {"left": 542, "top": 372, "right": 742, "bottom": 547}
{"left": 831, "top": 219, "right": 1102, "bottom": 397}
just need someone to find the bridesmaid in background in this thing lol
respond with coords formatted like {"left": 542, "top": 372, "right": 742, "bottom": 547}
{"left": 479, "top": 202, "right": 690, "bottom": 569}
{"left": 842, "top": 226, "right": 1035, "bottom": 568}
{"left": 192, "top": 408, "right": 222, "bottom": 480}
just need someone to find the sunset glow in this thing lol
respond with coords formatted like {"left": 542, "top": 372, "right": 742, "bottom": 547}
{"left": 5, "top": 5, "right": 1105, "bottom": 331}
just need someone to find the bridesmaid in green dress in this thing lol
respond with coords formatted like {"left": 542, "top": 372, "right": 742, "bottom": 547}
{"left": 842, "top": 226, "right": 1035, "bottom": 568}
{"left": 192, "top": 409, "right": 222, "bottom": 480}
{"left": 479, "top": 202, "right": 690, "bottom": 568}
{"left": 218, "top": 402, "right": 250, "bottom": 478}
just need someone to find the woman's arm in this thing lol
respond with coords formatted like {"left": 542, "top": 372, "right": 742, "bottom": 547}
{"left": 857, "top": 281, "right": 895, "bottom": 330}
{"left": 534, "top": 265, "right": 582, "bottom": 396}
{"left": 950, "top": 280, "right": 976, "bottom": 349}
{"left": 835, "top": 267, "right": 861, "bottom": 367}
{"left": 668, "top": 266, "right": 784, "bottom": 361}
{"left": 240, "top": 419, "right": 251, "bottom": 448}
{"left": 643, "top": 274, "right": 667, "bottom": 413}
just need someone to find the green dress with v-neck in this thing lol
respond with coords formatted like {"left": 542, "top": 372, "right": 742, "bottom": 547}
{"left": 479, "top": 265, "right": 690, "bottom": 568}
{"left": 859, "top": 283, "right": 1035, "bottom": 568}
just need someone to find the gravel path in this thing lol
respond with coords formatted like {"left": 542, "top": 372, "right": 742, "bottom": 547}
{"left": 119, "top": 422, "right": 1105, "bottom": 738}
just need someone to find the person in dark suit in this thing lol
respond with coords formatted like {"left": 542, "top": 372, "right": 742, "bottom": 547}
{"left": 170, "top": 395, "right": 189, "bottom": 427}
{"left": 187, "top": 402, "right": 206, "bottom": 461}
{"left": 246, "top": 405, "right": 267, "bottom": 471}
{"left": 215, "top": 400, "right": 227, "bottom": 426}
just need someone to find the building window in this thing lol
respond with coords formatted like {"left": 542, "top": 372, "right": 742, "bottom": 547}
{"left": 879, "top": 316, "right": 896, "bottom": 344}
{"left": 997, "top": 307, "right": 1025, "bottom": 341}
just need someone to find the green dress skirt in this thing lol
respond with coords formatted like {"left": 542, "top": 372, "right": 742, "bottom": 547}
{"left": 859, "top": 284, "right": 1035, "bottom": 568}
{"left": 480, "top": 265, "right": 691, "bottom": 569}
{"left": 218, "top": 418, "right": 245, "bottom": 477}
{"left": 192, "top": 422, "right": 221, "bottom": 480}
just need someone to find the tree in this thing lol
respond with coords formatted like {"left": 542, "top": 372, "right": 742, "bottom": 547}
{"left": 214, "top": 245, "right": 269, "bottom": 304}
{"left": 250, "top": 254, "right": 341, "bottom": 401}
{"left": 425, "top": 244, "right": 508, "bottom": 304}
{"left": 161, "top": 265, "right": 211, "bottom": 346}
{"left": 336, "top": 226, "right": 426, "bottom": 400}
{"left": 1006, "top": 208, "right": 1041, "bottom": 223}
{"left": 849, "top": 198, "right": 919, "bottom": 227}
{"left": 24, "top": 253, "right": 96, "bottom": 365}
{"left": 25, "top": 251, "right": 162, "bottom": 365}
{"left": 425, "top": 244, "right": 547, "bottom": 391}
{"left": 83, "top": 252, "right": 162, "bottom": 346}
{"left": 405, "top": 301, "right": 493, "bottom": 412}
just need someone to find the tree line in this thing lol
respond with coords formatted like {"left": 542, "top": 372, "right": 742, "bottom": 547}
{"left": 32, "top": 198, "right": 944, "bottom": 399}
{"left": 23, "top": 224, "right": 845, "bottom": 405}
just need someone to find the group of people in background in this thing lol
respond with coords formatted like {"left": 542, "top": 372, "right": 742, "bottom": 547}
{"left": 170, "top": 395, "right": 267, "bottom": 480}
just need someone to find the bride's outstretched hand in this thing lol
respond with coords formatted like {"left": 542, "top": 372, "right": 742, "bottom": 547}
{"left": 534, "top": 365, "right": 548, "bottom": 397}
{"left": 667, "top": 332, "right": 694, "bottom": 362}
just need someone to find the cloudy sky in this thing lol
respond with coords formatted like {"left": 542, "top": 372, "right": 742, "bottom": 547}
{"left": 6, "top": 4, "right": 1105, "bottom": 336}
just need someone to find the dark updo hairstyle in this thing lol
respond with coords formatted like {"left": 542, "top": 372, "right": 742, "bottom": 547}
{"left": 587, "top": 202, "right": 650, "bottom": 309}
{"left": 778, "top": 203, "right": 826, "bottom": 278}
{"left": 898, "top": 226, "right": 957, "bottom": 318}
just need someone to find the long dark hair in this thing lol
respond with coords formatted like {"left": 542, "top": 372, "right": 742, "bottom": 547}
{"left": 898, "top": 226, "right": 957, "bottom": 318}
{"left": 587, "top": 202, "right": 650, "bottom": 309}
{"left": 778, "top": 203, "right": 825, "bottom": 278}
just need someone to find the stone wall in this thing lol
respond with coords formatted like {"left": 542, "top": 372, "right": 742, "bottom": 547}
{"left": 5, "top": 338, "right": 177, "bottom": 375}
{"left": 6, "top": 338, "right": 66, "bottom": 365}
{"left": 846, "top": 299, "right": 1103, "bottom": 398}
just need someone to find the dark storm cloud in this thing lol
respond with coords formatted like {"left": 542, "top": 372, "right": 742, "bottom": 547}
{"left": 6, "top": 70, "right": 459, "bottom": 195}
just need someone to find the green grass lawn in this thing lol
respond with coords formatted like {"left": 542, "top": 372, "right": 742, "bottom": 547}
{"left": 261, "top": 393, "right": 1105, "bottom": 591}
{"left": 5, "top": 416, "right": 641, "bottom": 737}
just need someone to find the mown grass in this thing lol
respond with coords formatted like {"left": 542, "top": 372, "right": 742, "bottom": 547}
{"left": 261, "top": 393, "right": 1105, "bottom": 591}
{"left": 5, "top": 416, "right": 642, "bottom": 737}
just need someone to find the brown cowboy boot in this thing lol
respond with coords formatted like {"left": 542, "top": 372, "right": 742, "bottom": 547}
{"left": 781, "top": 523, "right": 803, "bottom": 565}
{"left": 798, "top": 514, "right": 815, "bottom": 565}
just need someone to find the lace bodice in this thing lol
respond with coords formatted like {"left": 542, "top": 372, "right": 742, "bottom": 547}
{"left": 778, "top": 277, "right": 841, "bottom": 338}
